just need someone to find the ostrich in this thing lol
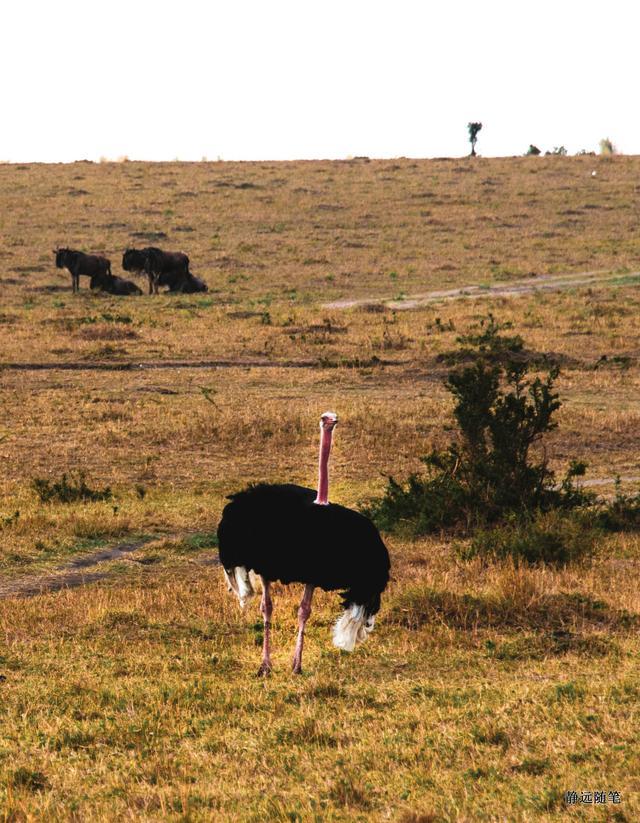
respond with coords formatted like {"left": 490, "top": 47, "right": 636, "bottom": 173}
{"left": 217, "top": 412, "right": 391, "bottom": 675}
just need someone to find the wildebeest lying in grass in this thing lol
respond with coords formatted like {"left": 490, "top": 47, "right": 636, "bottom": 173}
{"left": 122, "top": 246, "right": 194, "bottom": 294}
{"left": 54, "top": 248, "right": 111, "bottom": 293}
{"left": 90, "top": 271, "right": 142, "bottom": 296}
{"left": 170, "top": 272, "right": 208, "bottom": 293}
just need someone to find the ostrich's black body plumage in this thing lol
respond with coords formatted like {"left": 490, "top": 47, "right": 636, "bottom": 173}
{"left": 218, "top": 483, "right": 390, "bottom": 614}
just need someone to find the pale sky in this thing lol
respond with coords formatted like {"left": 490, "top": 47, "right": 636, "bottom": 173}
{"left": 3, "top": 0, "right": 637, "bottom": 163}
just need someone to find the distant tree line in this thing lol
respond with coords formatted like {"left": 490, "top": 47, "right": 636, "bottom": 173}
{"left": 462, "top": 122, "right": 618, "bottom": 160}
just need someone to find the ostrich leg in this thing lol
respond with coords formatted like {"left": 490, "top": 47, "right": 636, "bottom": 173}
{"left": 258, "top": 578, "right": 273, "bottom": 676}
{"left": 292, "top": 584, "right": 315, "bottom": 674}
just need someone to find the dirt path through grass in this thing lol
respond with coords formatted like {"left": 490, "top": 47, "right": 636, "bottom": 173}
{"left": 0, "top": 357, "right": 405, "bottom": 373}
{"left": 0, "top": 535, "right": 157, "bottom": 599}
{"left": 0, "top": 359, "right": 318, "bottom": 373}
{"left": 580, "top": 475, "right": 640, "bottom": 488}
{"left": 324, "top": 269, "right": 638, "bottom": 310}
{"left": 0, "top": 533, "right": 221, "bottom": 600}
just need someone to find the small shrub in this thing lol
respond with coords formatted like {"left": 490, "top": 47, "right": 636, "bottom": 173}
{"left": 526, "top": 144, "right": 541, "bottom": 156}
{"left": 595, "top": 479, "right": 640, "bottom": 531}
{"left": 460, "top": 510, "right": 600, "bottom": 566}
{"left": 436, "top": 314, "right": 525, "bottom": 364}
{"left": 31, "top": 473, "right": 112, "bottom": 504}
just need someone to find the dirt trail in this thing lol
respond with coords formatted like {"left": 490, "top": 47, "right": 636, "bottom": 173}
{"left": 324, "top": 269, "right": 638, "bottom": 310}
{"left": 0, "top": 535, "right": 158, "bottom": 600}
{"left": 579, "top": 476, "right": 640, "bottom": 489}
{"left": 0, "top": 356, "right": 404, "bottom": 373}
{"left": 0, "top": 358, "right": 316, "bottom": 373}
{"left": 0, "top": 533, "right": 220, "bottom": 600}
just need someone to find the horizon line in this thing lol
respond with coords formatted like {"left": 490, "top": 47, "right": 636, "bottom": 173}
{"left": 0, "top": 151, "right": 628, "bottom": 166}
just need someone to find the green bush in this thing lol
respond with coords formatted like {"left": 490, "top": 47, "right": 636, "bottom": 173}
{"left": 460, "top": 510, "right": 600, "bottom": 566}
{"left": 363, "top": 467, "right": 473, "bottom": 535}
{"left": 364, "top": 316, "right": 592, "bottom": 536}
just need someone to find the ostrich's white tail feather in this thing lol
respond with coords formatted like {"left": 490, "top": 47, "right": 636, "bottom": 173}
{"left": 223, "top": 566, "right": 259, "bottom": 608}
{"left": 333, "top": 604, "right": 376, "bottom": 652}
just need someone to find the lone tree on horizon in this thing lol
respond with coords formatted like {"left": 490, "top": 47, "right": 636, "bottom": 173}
{"left": 468, "top": 122, "right": 482, "bottom": 156}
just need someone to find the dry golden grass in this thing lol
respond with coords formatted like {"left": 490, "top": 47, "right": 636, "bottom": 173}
{"left": 1, "top": 156, "right": 640, "bottom": 820}
{"left": 1, "top": 540, "right": 639, "bottom": 821}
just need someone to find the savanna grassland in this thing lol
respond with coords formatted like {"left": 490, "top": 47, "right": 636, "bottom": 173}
{"left": 1, "top": 155, "right": 640, "bottom": 821}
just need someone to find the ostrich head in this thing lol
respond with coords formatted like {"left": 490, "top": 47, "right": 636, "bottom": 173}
{"left": 315, "top": 411, "right": 338, "bottom": 505}
{"left": 320, "top": 411, "right": 338, "bottom": 430}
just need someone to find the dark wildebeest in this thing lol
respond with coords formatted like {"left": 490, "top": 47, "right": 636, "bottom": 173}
{"left": 90, "top": 271, "right": 142, "bottom": 296}
{"left": 122, "top": 246, "right": 190, "bottom": 294}
{"left": 122, "top": 247, "right": 207, "bottom": 293}
{"left": 54, "top": 248, "right": 111, "bottom": 293}
{"left": 122, "top": 249, "right": 148, "bottom": 279}
{"left": 145, "top": 246, "right": 192, "bottom": 294}
{"left": 168, "top": 272, "right": 208, "bottom": 293}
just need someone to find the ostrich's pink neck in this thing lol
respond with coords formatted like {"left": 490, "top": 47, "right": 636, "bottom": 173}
{"left": 314, "top": 426, "right": 333, "bottom": 505}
